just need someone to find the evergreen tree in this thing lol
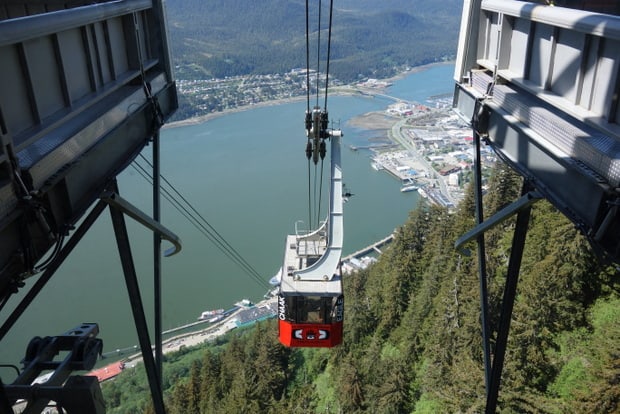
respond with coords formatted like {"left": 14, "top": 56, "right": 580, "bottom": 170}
{"left": 104, "top": 160, "right": 619, "bottom": 414}
{"left": 187, "top": 361, "right": 201, "bottom": 413}
{"left": 199, "top": 349, "right": 222, "bottom": 413}
{"left": 337, "top": 354, "right": 365, "bottom": 412}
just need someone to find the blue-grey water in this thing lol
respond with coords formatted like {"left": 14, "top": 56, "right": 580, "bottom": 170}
{"left": 1, "top": 64, "right": 455, "bottom": 370}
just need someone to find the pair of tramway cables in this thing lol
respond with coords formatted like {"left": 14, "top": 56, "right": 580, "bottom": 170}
{"left": 130, "top": 0, "right": 337, "bottom": 290}
{"left": 131, "top": 155, "right": 270, "bottom": 290}
{"left": 304, "top": 0, "right": 337, "bottom": 231}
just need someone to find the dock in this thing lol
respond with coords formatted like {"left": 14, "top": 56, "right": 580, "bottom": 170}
{"left": 87, "top": 236, "right": 396, "bottom": 383}
{"left": 89, "top": 361, "right": 126, "bottom": 382}
{"left": 162, "top": 307, "right": 237, "bottom": 335}
{"left": 349, "top": 143, "right": 398, "bottom": 151}
{"left": 370, "top": 149, "right": 426, "bottom": 183}
{"left": 343, "top": 233, "right": 394, "bottom": 261}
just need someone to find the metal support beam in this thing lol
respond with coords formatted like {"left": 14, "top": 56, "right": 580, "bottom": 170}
{"left": 153, "top": 131, "right": 163, "bottom": 389}
{"left": 486, "top": 180, "right": 535, "bottom": 413}
{"left": 0, "top": 0, "right": 153, "bottom": 47}
{"left": 101, "top": 190, "right": 181, "bottom": 257}
{"left": 0, "top": 200, "right": 107, "bottom": 343}
{"left": 109, "top": 191, "right": 166, "bottom": 414}
{"left": 103, "top": 176, "right": 181, "bottom": 413}
{"left": 472, "top": 116, "right": 492, "bottom": 395}
{"left": 0, "top": 380, "right": 13, "bottom": 413}
{"left": 454, "top": 118, "right": 541, "bottom": 410}
{"left": 455, "top": 190, "right": 542, "bottom": 255}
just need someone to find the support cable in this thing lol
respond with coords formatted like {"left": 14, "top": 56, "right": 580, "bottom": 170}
{"left": 305, "top": 0, "right": 313, "bottom": 232}
{"left": 132, "top": 158, "right": 269, "bottom": 289}
{"left": 132, "top": 160, "right": 264, "bottom": 281}
{"left": 304, "top": 0, "right": 336, "bottom": 233}
{"left": 316, "top": 0, "right": 322, "bottom": 108}
{"left": 0, "top": 201, "right": 107, "bottom": 343}
{"left": 305, "top": 0, "right": 310, "bottom": 115}
{"left": 131, "top": 162, "right": 267, "bottom": 289}
{"left": 324, "top": 0, "right": 334, "bottom": 110}
{"left": 317, "top": 1, "right": 333, "bottom": 228}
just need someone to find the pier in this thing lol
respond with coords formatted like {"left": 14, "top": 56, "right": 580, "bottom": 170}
{"left": 162, "top": 308, "right": 237, "bottom": 335}
{"left": 349, "top": 143, "right": 398, "bottom": 151}
{"left": 90, "top": 235, "right": 396, "bottom": 382}
{"left": 355, "top": 88, "right": 413, "bottom": 104}
{"left": 343, "top": 233, "right": 394, "bottom": 261}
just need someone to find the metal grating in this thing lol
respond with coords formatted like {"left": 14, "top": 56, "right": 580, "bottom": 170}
{"left": 471, "top": 70, "right": 620, "bottom": 186}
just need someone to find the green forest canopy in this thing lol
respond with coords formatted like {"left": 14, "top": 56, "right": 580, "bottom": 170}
{"left": 103, "top": 162, "right": 619, "bottom": 413}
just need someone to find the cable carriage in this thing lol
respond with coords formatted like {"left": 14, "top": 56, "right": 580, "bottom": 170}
{"left": 277, "top": 0, "right": 343, "bottom": 348}
{"left": 277, "top": 108, "right": 344, "bottom": 348}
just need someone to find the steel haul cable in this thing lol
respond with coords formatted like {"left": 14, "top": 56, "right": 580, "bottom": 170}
{"left": 305, "top": 0, "right": 335, "bottom": 233}
{"left": 132, "top": 157, "right": 270, "bottom": 290}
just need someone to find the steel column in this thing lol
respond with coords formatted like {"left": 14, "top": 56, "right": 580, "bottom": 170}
{"left": 0, "top": 200, "right": 107, "bottom": 343}
{"left": 472, "top": 110, "right": 492, "bottom": 395}
{"left": 153, "top": 131, "right": 163, "bottom": 387}
{"left": 486, "top": 180, "right": 534, "bottom": 413}
{"left": 109, "top": 185, "right": 166, "bottom": 414}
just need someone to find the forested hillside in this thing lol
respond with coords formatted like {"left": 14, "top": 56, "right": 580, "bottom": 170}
{"left": 103, "top": 162, "right": 619, "bottom": 413}
{"left": 164, "top": 0, "right": 461, "bottom": 81}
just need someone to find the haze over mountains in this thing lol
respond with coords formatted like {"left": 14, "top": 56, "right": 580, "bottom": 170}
{"left": 165, "top": 0, "right": 463, "bottom": 81}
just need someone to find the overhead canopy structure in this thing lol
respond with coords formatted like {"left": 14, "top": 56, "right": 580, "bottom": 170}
{"left": 453, "top": 0, "right": 620, "bottom": 263}
{"left": 0, "top": 1, "right": 178, "bottom": 412}
{"left": 0, "top": 0, "right": 178, "bottom": 300}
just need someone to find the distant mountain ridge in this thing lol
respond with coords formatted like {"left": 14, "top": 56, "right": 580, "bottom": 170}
{"left": 164, "top": 0, "right": 462, "bottom": 81}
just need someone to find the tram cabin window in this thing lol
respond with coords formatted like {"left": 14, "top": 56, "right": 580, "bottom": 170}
{"left": 283, "top": 296, "right": 338, "bottom": 324}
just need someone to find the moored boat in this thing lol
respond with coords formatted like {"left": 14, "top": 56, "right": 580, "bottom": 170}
{"left": 371, "top": 160, "right": 383, "bottom": 171}
{"left": 197, "top": 309, "right": 225, "bottom": 320}
{"left": 400, "top": 184, "right": 419, "bottom": 192}
{"left": 235, "top": 299, "right": 254, "bottom": 308}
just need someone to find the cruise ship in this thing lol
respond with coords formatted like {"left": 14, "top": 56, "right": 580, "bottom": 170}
{"left": 197, "top": 309, "right": 225, "bottom": 321}
{"left": 370, "top": 158, "right": 384, "bottom": 171}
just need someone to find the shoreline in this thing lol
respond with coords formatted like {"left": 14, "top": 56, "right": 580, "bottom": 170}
{"left": 163, "top": 95, "right": 308, "bottom": 129}
{"left": 382, "top": 60, "right": 454, "bottom": 83}
{"left": 93, "top": 229, "right": 398, "bottom": 379}
{"left": 163, "top": 61, "right": 454, "bottom": 130}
